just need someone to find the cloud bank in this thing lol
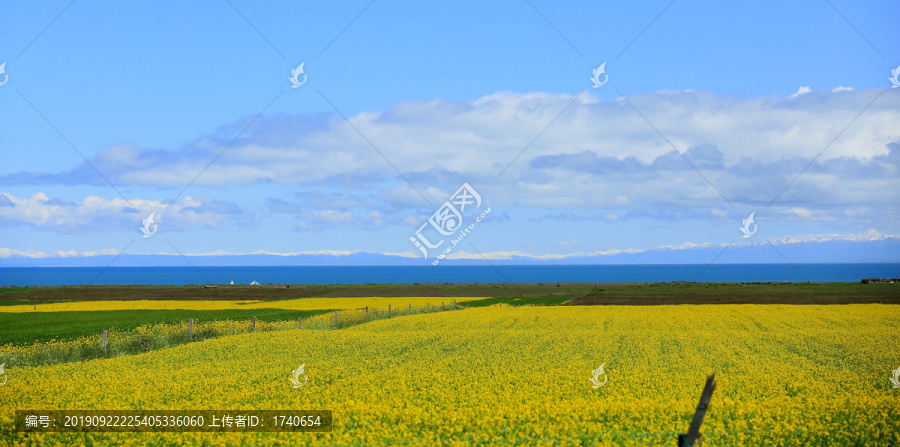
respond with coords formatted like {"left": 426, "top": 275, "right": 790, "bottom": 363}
{"left": 2, "top": 89, "right": 897, "bottom": 211}
{"left": 1, "top": 88, "right": 898, "bottom": 244}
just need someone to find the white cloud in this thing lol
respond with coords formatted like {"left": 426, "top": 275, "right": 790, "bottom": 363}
{"left": 0, "top": 192, "right": 247, "bottom": 233}
{"left": 790, "top": 86, "right": 812, "bottom": 98}
{"left": 313, "top": 210, "right": 353, "bottom": 224}
{"left": 780, "top": 207, "right": 836, "bottom": 221}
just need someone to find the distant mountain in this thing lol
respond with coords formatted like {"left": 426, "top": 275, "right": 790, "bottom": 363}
{"left": 1, "top": 235, "right": 897, "bottom": 267}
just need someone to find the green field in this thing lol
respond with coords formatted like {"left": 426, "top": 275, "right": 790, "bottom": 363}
{"left": 0, "top": 308, "right": 333, "bottom": 346}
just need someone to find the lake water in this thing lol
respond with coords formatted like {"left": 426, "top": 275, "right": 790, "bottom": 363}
{"left": 1, "top": 264, "right": 897, "bottom": 286}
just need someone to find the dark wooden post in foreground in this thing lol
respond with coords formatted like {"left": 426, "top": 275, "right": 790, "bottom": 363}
{"left": 101, "top": 330, "right": 108, "bottom": 351}
{"left": 298, "top": 317, "right": 302, "bottom": 329}
{"left": 388, "top": 304, "right": 391, "bottom": 316}
{"left": 188, "top": 318, "right": 193, "bottom": 339}
{"left": 365, "top": 306, "right": 369, "bottom": 319}
{"left": 251, "top": 316, "right": 257, "bottom": 332}
{"left": 333, "top": 310, "right": 338, "bottom": 326}
{"left": 679, "top": 373, "right": 716, "bottom": 447}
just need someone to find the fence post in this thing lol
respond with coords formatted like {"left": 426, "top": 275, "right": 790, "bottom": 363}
{"left": 252, "top": 316, "right": 257, "bottom": 332}
{"left": 366, "top": 306, "right": 369, "bottom": 319}
{"left": 298, "top": 317, "right": 302, "bottom": 329}
{"left": 334, "top": 310, "right": 338, "bottom": 326}
{"left": 441, "top": 301, "right": 444, "bottom": 310}
{"left": 408, "top": 304, "right": 412, "bottom": 313}
{"left": 679, "top": 373, "right": 716, "bottom": 447}
{"left": 388, "top": 304, "right": 391, "bottom": 316}
{"left": 101, "top": 330, "right": 108, "bottom": 351}
{"left": 188, "top": 318, "right": 193, "bottom": 339}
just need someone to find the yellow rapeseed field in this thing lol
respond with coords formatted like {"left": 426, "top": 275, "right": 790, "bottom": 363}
{"left": 0, "top": 296, "right": 464, "bottom": 313}
{"left": 1, "top": 304, "right": 898, "bottom": 446}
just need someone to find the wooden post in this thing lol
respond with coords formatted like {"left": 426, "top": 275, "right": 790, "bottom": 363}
{"left": 388, "top": 304, "right": 391, "bottom": 316}
{"left": 188, "top": 318, "right": 193, "bottom": 339}
{"left": 408, "top": 304, "right": 412, "bottom": 313}
{"left": 101, "top": 330, "right": 108, "bottom": 351}
{"left": 252, "top": 316, "right": 257, "bottom": 332}
{"left": 334, "top": 310, "right": 338, "bottom": 326}
{"left": 679, "top": 373, "right": 716, "bottom": 447}
{"left": 298, "top": 316, "right": 302, "bottom": 329}
{"left": 366, "top": 306, "right": 369, "bottom": 318}
{"left": 441, "top": 301, "right": 444, "bottom": 310}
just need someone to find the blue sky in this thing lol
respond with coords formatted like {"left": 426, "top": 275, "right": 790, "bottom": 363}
{"left": 1, "top": 0, "right": 898, "bottom": 263}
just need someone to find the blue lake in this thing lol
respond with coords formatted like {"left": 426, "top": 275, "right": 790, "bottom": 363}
{"left": 1, "top": 263, "right": 897, "bottom": 286}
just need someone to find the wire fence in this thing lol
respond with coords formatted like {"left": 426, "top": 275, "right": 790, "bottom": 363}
{"left": 0, "top": 301, "right": 465, "bottom": 368}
